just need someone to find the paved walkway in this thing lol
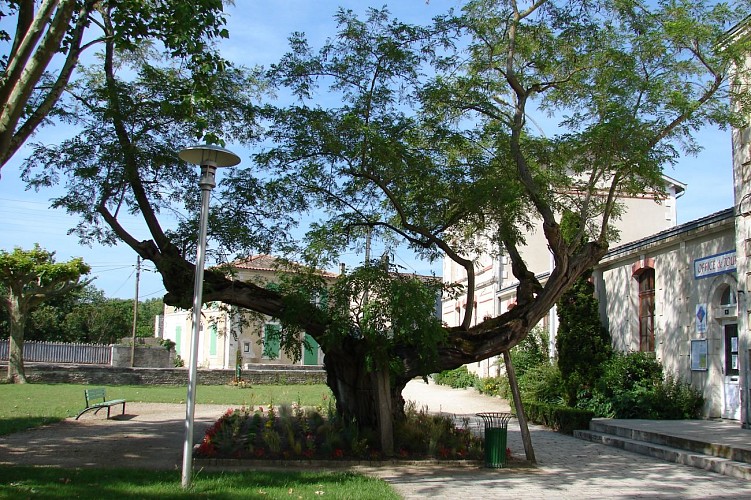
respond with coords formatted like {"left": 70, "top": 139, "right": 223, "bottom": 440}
{"left": 1, "top": 380, "right": 750, "bottom": 499}
{"left": 387, "top": 380, "right": 751, "bottom": 499}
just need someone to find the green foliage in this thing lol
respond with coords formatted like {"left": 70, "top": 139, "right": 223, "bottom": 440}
{"left": 523, "top": 401, "right": 594, "bottom": 435}
{"left": 476, "top": 376, "right": 505, "bottom": 397}
{"left": 517, "top": 362, "right": 566, "bottom": 405}
{"left": 509, "top": 327, "right": 550, "bottom": 378}
{"left": 556, "top": 275, "right": 612, "bottom": 405}
{"left": 476, "top": 329, "right": 553, "bottom": 400}
{"left": 581, "top": 352, "right": 703, "bottom": 419}
{"left": 197, "top": 400, "right": 482, "bottom": 461}
{"left": 3, "top": 285, "right": 164, "bottom": 345}
{"left": 0, "top": 245, "right": 90, "bottom": 295}
{"left": 433, "top": 366, "right": 480, "bottom": 389}
{"left": 328, "top": 264, "right": 445, "bottom": 373}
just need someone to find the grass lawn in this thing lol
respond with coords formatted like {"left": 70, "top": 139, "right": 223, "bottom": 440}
{"left": 0, "top": 383, "right": 333, "bottom": 436}
{"left": 0, "top": 466, "right": 399, "bottom": 499}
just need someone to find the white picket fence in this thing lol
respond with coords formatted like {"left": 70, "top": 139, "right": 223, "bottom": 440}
{"left": 0, "top": 340, "right": 111, "bottom": 365}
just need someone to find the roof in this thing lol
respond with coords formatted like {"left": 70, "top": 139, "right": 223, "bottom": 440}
{"left": 231, "top": 255, "right": 340, "bottom": 278}
{"left": 662, "top": 173, "right": 686, "bottom": 197}
{"left": 603, "top": 207, "right": 734, "bottom": 260}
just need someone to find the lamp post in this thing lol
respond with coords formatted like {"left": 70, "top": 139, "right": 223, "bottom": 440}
{"left": 179, "top": 144, "right": 240, "bottom": 489}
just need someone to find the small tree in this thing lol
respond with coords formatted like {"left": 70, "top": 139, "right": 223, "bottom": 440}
{"left": 0, "top": 244, "right": 90, "bottom": 383}
{"left": 556, "top": 273, "right": 612, "bottom": 406}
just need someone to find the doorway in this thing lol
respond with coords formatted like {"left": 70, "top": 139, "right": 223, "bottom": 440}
{"left": 723, "top": 323, "right": 741, "bottom": 420}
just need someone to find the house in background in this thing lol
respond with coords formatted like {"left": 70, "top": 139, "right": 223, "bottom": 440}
{"left": 441, "top": 175, "right": 687, "bottom": 378}
{"left": 161, "top": 255, "right": 339, "bottom": 370}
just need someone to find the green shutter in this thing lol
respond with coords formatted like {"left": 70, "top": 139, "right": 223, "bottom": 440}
{"left": 303, "top": 333, "right": 320, "bottom": 365}
{"left": 175, "top": 326, "right": 182, "bottom": 354}
{"left": 263, "top": 324, "right": 281, "bottom": 359}
{"left": 209, "top": 325, "right": 218, "bottom": 356}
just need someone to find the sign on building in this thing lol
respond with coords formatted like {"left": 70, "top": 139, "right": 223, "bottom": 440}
{"left": 696, "top": 303, "right": 708, "bottom": 334}
{"left": 693, "top": 250, "right": 736, "bottom": 279}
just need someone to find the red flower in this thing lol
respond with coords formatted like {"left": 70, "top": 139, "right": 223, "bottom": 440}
{"left": 332, "top": 448, "right": 344, "bottom": 459}
{"left": 196, "top": 441, "right": 216, "bottom": 457}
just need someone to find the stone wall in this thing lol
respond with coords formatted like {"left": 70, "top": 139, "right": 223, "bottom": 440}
{"left": 111, "top": 345, "right": 174, "bottom": 368}
{"left": 2, "top": 363, "right": 326, "bottom": 386}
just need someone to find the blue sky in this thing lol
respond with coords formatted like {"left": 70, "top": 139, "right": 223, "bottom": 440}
{"left": 0, "top": 0, "right": 736, "bottom": 299}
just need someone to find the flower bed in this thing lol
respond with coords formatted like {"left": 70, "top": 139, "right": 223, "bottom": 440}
{"left": 195, "top": 401, "right": 484, "bottom": 461}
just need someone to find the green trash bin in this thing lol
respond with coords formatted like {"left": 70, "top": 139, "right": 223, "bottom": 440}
{"left": 477, "top": 412, "right": 512, "bottom": 468}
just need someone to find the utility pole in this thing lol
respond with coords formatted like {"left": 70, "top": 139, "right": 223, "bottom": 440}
{"left": 130, "top": 256, "right": 141, "bottom": 367}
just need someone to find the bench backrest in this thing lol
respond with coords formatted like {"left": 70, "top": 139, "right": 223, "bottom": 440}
{"left": 84, "top": 388, "right": 107, "bottom": 406}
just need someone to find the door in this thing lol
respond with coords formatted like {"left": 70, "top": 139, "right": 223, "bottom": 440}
{"left": 303, "top": 333, "right": 320, "bottom": 365}
{"left": 723, "top": 323, "right": 741, "bottom": 420}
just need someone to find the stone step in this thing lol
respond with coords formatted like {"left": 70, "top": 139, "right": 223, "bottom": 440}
{"left": 588, "top": 420, "right": 751, "bottom": 464}
{"left": 574, "top": 429, "right": 751, "bottom": 481}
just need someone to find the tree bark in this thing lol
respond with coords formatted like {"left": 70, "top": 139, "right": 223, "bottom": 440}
{"left": 7, "top": 294, "right": 27, "bottom": 383}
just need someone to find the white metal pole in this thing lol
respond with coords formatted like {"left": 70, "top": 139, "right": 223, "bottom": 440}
{"left": 181, "top": 164, "right": 216, "bottom": 489}
{"left": 177, "top": 144, "right": 239, "bottom": 489}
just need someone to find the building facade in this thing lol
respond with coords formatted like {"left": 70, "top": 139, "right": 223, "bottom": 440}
{"left": 593, "top": 209, "right": 739, "bottom": 420}
{"left": 161, "top": 255, "right": 336, "bottom": 370}
{"left": 441, "top": 176, "right": 686, "bottom": 378}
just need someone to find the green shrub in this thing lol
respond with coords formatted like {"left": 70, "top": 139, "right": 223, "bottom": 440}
{"left": 556, "top": 274, "right": 612, "bottom": 406}
{"left": 580, "top": 352, "right": 704, "bottom": 419}
{"left": 651, "top": 374, "right": 704, "bottom": 419}
{"left": 509, "top": 327, "right": 550, "bottom": 378}
{"left": 476, "top": 376, "right": 506, "bottom": 397}
{"left": 517, "top": 362, "right": 565, "bottom": 404}
{"left": 523, "top": 401, "right": 594, "bottom": 434}
{"left": 433, "top": 366, "right": 480, "bottom": 389}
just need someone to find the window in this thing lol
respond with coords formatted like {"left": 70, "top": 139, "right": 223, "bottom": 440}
{"left": 720, "top": 286, "right": 737, "bottom": 307}
{"left": 263, "top": 323, "right": 281, "bottom": 359}
{"left": 637, "top": 268, "right": 655, "bottom": 352}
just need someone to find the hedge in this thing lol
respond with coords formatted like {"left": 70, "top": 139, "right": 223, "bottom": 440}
{"left": 522, "top": 401, "right": 594, "bottom": 434}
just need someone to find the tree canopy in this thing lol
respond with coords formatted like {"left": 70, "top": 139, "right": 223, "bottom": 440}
{"left": 17, "top": 0, "right": 751, "bottom": 426}
{"left": 0, "top": 0, "right": 232, "bottom": 174}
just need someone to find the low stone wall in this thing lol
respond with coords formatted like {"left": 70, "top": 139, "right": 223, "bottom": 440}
{"left": 111, "top": 345, "right": 174, "bottom": 368}
{"left": 1, "top": 363, "right": 326, "bottom": 386}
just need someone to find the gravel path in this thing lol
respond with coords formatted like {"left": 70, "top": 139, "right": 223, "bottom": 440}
{"left": 0, "top": 403, "right": 230, "bottom": 470}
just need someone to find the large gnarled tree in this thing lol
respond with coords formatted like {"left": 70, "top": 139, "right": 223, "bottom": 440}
{"left": 20, "top": 1, "right": 751, "bottom": 434}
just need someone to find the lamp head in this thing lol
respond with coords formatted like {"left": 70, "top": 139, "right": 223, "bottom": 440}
{"left": 179, "top": 144, "right": 241, "bottom": 167}
{"left": 179, "top": 144, "right": 240, "bottom": 190}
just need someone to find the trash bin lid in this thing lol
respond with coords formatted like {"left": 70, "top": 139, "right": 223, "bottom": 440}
{"left": 476, "top": 412, "right": 512, "bottom": 428}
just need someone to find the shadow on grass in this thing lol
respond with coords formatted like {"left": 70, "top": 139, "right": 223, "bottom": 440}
{"left": 0, "top": 465, "right": 398, "bottom": 499}
{"left": 0, "top": 416, "right": 64, "bottom": 436}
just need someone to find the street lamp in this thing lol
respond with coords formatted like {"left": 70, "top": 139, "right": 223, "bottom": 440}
{"left": 179, "top": 144, "right": 240, "bottom": 489}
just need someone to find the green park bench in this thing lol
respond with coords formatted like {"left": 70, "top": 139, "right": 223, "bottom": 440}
{"left": 75, "top": 388, "right": 126, "bottom": 420}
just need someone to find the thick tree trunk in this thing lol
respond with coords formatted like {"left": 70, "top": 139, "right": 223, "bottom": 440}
{"left": 323, "top": 338, "right": 409, "bottom": 452}
{"left": 7, "top": 296, "right": 27, "bottom": 383}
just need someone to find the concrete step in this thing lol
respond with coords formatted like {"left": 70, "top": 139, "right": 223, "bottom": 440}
{"left": 574, "top": 429, "right": 751, "bottom": 481}
{"left": 588, "top": 420, "right": 751, "bottom": 464}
